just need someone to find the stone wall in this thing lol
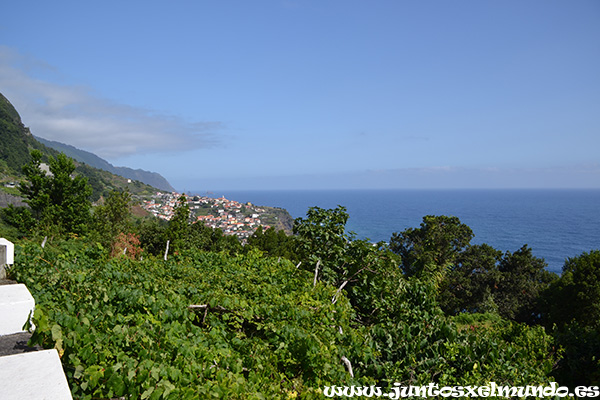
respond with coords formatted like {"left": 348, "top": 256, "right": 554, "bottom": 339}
{"left": 0, "top": 192, "right": 27, "bottom": 208}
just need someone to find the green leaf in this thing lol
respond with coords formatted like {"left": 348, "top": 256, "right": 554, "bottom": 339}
{"left": 51, "top": 324, "right": 63, "bottom": 341}
{"left": 141, "top": 386, "right": 154, "bottom": 399}
{"left": 73, "top": 365, "right": 84, "bottom": 380}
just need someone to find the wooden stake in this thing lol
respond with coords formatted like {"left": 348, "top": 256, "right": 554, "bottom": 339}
{"left": 341, "top": 356, "right": 354, "bottom": 377}
{"left": 313, "top": 260, "right": 320, "bottom": 287}
{"left": 332, "top": 280, "right": 349, "bottom": 304}
{"left": 164, "top": 240, "right": 170, "bottom": 261}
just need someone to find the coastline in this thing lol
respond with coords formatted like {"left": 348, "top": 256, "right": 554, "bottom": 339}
{"left": 193, "top": 188, "right": 600, "bottom": 274}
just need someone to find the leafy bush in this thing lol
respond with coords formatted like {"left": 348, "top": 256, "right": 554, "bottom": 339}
{"left": 12, "top": 241, "right": 370, "bottom": 399}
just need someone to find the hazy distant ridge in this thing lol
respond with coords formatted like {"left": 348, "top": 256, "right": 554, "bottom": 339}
{"left": 35, "top": 136, "right": 175, "bottom": 192}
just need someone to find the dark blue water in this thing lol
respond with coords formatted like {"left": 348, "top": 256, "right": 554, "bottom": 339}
{"left": 198, "top": 189, "right": 600, "bottom": 274}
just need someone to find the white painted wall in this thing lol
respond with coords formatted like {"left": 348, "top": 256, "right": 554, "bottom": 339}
{"left": 0, "top": 350, "right": 73, "bottom": 399}
{"left": 0, "top": 238, "right": 14, "bottom": 263}
{"left": 0, "top": 284, "right": 35, "bottom": 335}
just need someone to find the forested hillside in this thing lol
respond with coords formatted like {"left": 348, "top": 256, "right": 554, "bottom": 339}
{"left": 35, "top": 136, "right": 175, "bottom": 192}
{"left": 0, "top": 93, "right": 51, "bottom": 175}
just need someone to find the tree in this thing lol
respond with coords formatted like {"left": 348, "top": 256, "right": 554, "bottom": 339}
{"left": 246, "top": 226, "right": 299, "bottom": 261}
{"left": 392, "top": 218, "right": 555, "bottom": 324}
{"left": 188, "top": 222, "right": 242, "bottom": 255}
{"left": 137, "top": 217, "right": 168, "bottom": 256}
{"left": 18, "top": 150, "right": 92, "bottom": 235}
{"left": 541, "top": 250, "right": 600, "bottom": 387}
{"left": 19, "top": 150, "right": 50, "bottom": 220}
{"left": 293, "top": 206, "right": 350, "bottom": 284}
{"left": 93, "top": 189, "right": 134, "bottom": 252}
{"left": 438, "top": 243, "right": 555, "bottom": 323}
{"left": 545, "top": 250, "right": 600, "bottom": 327}
{"left": 165, "top": 195, "right": 192, "bottom": 253}
{"left": 390, "top": 215, "right": 474, "bottom": 279}
{"left": 494, "top": 245, "right": 556, "bottom": 323}
{"left": 341, "top": 238, "right": 403, "bottom": 324}
{"left": 110, "top": 232, "right": 143, "bottom": 260}
{"left": 439, "top": 243, "right": 503, "bottom": 315}
{"left": 292, "top": 206, "right": 405, "bottom": 325}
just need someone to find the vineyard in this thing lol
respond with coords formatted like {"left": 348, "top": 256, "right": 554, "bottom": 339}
{"left": 12, "top": 241, "right": 365, "bottom": 399}
{"left": 9, "top": 238, "right": 557, "bottom": 399}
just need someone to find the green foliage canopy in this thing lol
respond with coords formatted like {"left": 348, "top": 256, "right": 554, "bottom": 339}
{"left": 494, "top": 245, "right": 556, "bottom": 323}
{"left": 439, "top": 244, "right": 556, "bottom": 323}
{"left": 293, "top": 205, "right": 351, "bottom": 284}
{"left": 15, "top": 150, "right": 92, "bottom": 235}
{"left": 246, "top": 226, "right": 298, "bottom": 262}
{"left": 92, "top": 189, "right": 133, "bottom": 249}
{"left": 438, "top": 243, "right": 503, "bottom": 315}
{"left": 541, "top": 250, "right": 600, "bottom": 387}
{"left": 390, "top": 215, "right": 474, "bottom": 279}
{"left": 544, "top": 250, "right": 600, "bottom": 328}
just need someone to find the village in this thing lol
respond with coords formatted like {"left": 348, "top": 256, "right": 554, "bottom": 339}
{"left": 139, "top": 192, "right": 282, "bottom": 240}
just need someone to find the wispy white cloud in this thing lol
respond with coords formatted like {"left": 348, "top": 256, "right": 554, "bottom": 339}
{"left": 0, "top": 46, "right": 222, "bottom": 160}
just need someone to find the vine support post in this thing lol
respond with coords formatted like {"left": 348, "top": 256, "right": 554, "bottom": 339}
{"left": 164, "top": 240, "right": 170, "bottom": 261}
{"left": 341, "top": 356, "right": 354, "bottom": 377}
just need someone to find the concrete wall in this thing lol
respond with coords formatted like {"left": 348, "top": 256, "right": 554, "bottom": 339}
{"left": 0, "top": 284, "right": 35, "bottom": 335}
{"left": 0, "top": 245, "right": 5, "bottom": 280}
{"left": 0, "top": 238, "right": 15, "bottom": 280}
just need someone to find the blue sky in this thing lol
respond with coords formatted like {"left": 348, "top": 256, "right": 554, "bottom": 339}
{"left": 1, "top": 1, "right": 599, "bottom": 190}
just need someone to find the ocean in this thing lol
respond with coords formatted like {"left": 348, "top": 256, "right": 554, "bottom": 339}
{"left": 198, "top": 189, "right": 600, "bottom": 274}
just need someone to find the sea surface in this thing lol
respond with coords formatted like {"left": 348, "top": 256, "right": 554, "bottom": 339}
{"left": 198, "top": 189, "right": 600, "bottom": 274}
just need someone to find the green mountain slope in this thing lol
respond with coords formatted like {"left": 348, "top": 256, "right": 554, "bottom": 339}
{"left": 35, "top": 136, "right": 175, "bottom": 192}
{"left": 0, "top": 93, "right": 51, "bottom": 175}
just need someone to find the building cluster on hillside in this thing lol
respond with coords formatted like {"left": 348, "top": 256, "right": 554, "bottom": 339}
{"left": 140, "top": 192, "right": 271, "bottom": 239}
{"left": 141, "top": 192, "right": 181, "bottom": 221}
